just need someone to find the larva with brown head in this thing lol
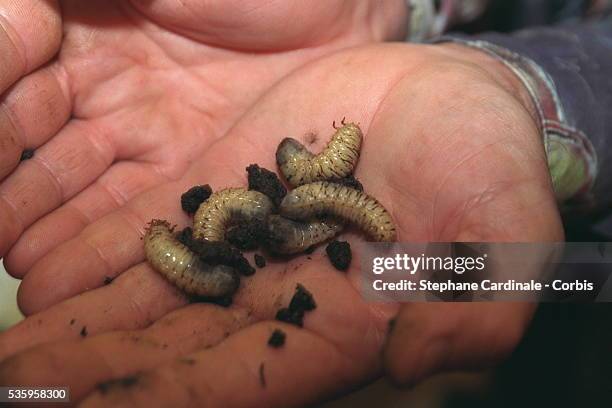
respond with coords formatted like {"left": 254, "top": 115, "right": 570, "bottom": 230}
{"left": 265, "top": 214, "right": 343, "bottom": 254}
{"left": 193, "top": 188, "right": 274, "bottom": 242}
{"left": 280, "top": 181, "right": 396, "bottom": 242}
{"left": 276, "top": 122, "right": 362, "bottom": 187}
{"left": 144, "top": 220, "right": 240, "bottom": 298}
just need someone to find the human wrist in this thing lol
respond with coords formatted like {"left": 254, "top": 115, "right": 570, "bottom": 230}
{"left": 434, "top": 40, "right": 597, "bottom": 206}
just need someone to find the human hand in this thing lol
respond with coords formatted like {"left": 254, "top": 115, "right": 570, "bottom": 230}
{"left": 0, "top": 43, "right": 563, "bottom": 406}
{"left": 0, "top": 0, "right": 407, "bottom": 283}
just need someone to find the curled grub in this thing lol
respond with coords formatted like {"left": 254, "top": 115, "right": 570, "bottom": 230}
{"left": 281, "top": 182, "right": 396, "bottom": 242}
{"left": 193, "top": 188, "right": 273, "bottom": 242}
{"left": 276, "top": 122, "right": 362, "bottom": 187}
{"left": 144, "top": 220, "right": 240, "bottom": 297}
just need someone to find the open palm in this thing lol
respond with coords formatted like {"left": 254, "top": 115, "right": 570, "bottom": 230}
{"left": 0, "top": 0, "right": 406, "bottom": 279}
{"left": 0, "top": 42, "right": 563, "bottom": 406}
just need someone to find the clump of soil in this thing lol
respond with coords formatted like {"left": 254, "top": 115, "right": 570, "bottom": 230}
{"left": 275, "top": 308, "right": 300, "bottom": 326}
{"left": 326, "top": 240, "right": 352, "bottom": 271}
{"left": 176, "top": 226, "right": 193, "bottom": 243}
{"left": 254, "top": 254, "right": 266, "bottom": 268}
{"left": 181, "top": 185, "right": 212, "bottom": 215}
{"left": 268, "top": 329, "right": 286, "bottom": 348}
{"left": 177, "top": 227, "right": 255, "bottom": 276}
{"left": 328, "top": 175, "right": 363, "bottom": 191}
{"left": 226, "top": 220, "right": 268, "bottom": 250}
{"left": 20, "top": 149, "right": 35, "bottom": 161}
{"left": 275, "top": 284, "right": 317, "bottom": 327}
{"left": 247, "top": 164, "right": 287, "bottom": 207}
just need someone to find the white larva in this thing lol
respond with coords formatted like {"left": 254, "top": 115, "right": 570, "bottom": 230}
{"left": 144, "top": 220, "right": 239, "bottom": 297}
{"left": 276, "top": 122, "right": 362, "bottom": 187}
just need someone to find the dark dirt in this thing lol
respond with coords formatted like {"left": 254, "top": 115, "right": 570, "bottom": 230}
{"left": 247, "top": 164, "right": 287, "bottom": 207}
{"left": 80, "top": 326, "right": 88, "bottom": 338}
{"left": 181, "top": 185, "right": 212, "bottom": 215}
{"left": 70, "top": 319, "right": 76, "bottom": 326}
{"left": 177, "top": 227, "right": 255, "bottom": 276}
{"left": 275, "top": 284, "right": 316, "bottom": 327}
{"left": 304, "top": 245, "right": 316, "bottom": 255}
{"left": 275, "top": 308, "right": 302, "bottom": 326}
{"left": 289, "top": 284, "right": 316, "bottom": 311}
{"left": 326, "top": 240, "right": 352, "bottom": 271}
{"left": 176, "top": 226, "right": 193, "bottom": 243}
{"left": 20, "top": 149, "right": 34, "bottom": 161}
{"left": 268, "top": 329, "right": 286, "bottom": 348}
{"left": 254, "top": 254, "right": 266, "bottom": 268}
{"left": 328, "top": 175, "right": 363, "bottom": 191}
{"left": 97, "top": 375, "right": 140, "bottom": 395}
{"left": 103, "top": 276, "right": 114, "bottom": 285}
{"left": 226, "top": 220, "right": 267, "bottom": 250}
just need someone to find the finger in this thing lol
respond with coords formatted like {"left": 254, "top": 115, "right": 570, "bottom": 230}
{"left": 0, "top": 264, "right": 186, "bottom": 361}
{"left": 0, "top": 304, "right": 253, "bottom": 403}
{"left": 0, "top": 62, "right": 71, "bottom": 179}
{"left": 0, "top": 119, "right": 116, "bottom": 257}
{"left": 80, "top": 321, "right": 367, "bottom": 408}
{"left": 5, "top": 161, "right": 166, "bottom": 278}
{"left": 383, "top": 302, "right": 536, "bottom": 387}
{"left": 15, "top": 181, "right": 190, "bottom": 315}
{"left": 7, "top": 245, "right": 390, "bottom": 369}
{"left": 0, "top": 0, "right": 61, "bottom": 92}
{"left": 5, "top": 243, "right": 390, "bottom": 405}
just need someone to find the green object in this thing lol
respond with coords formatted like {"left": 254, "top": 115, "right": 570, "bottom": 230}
{"left": 0, "top": 263, "right": 23, "bottom": 332}
{"left": 546, "top": 136, "right": 590, "bottom": 203}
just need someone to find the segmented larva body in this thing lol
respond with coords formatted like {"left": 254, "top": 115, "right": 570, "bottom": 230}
{"left": 266, "top": 215, "right": 343, "bottom": 254}
{"left": 144, "top": 220, "right": 239, "bottom": 298}
{"left": 193, "top": 188, "right": 274, "bottom": 242}
{"left": 280, "top": 182, "right": 396, "bottom": 242}
{"left": 276, "top": 122, "right": 362, "bottom": 187}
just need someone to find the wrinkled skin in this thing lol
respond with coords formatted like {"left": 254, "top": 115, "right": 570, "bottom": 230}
{"left": 0, "top": 1, "right": 563, "bottom": 407}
